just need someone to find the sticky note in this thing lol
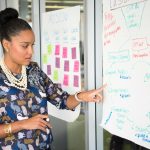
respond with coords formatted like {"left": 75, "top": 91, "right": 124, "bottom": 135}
{"left": 55, "top": 57, "right": 60, "bottom": 68}
{"left": 55, "top": 45, "right": 60, "bottom": 55}
{"left": 63, "top": 74, "right": 69, "bottom": 86}
{"left": 53, "top": 70, "right": 59, "bottom": 81}
{"left": 72, "top": 47, "right": 76, "bottom": 59}
{"left": 62, "top": 47, "right": 68, "bottom": 58}
{"left": 43, "top": 54, "right": 48, "bottom": 64}
{"left": 73, "top": 75, "right": 79, "bottom": 87}
{"left": 74, "top": 61, "right": 79, "bottom": 72}
{"left": 64, "top": 60, "right": 69, "bottom": 71}
{"left": 47, "top": 65, "right": 51, "bottom": 75}
{"left": 47, "top": 44, "right": 52, "bottom": 54}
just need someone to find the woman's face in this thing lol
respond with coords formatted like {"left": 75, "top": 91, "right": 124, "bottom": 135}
{"left": 5, "top": 29, "right": 35, "bottom": 66}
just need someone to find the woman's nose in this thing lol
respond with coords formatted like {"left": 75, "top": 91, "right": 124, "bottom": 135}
{"left": 28, "top": 46, "right": 34, "bottom": 55}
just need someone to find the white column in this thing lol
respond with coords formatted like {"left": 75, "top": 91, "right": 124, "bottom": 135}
{"left": 32, "top": 0, "right": 45, "bottom": 66}
{"left": 0, "top": 0, "right": 6, "bottom": 10}
{"left": 6, "top": 0, "right": 19, "bottom": 11}
{"left": 84, "top": 0, "right": 96, "bottom": 150}
{"left": 95, "top": 0, "right": 103, "bottom": 149}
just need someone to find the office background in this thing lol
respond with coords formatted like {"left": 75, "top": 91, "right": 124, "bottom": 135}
{"left": 0, "top": 0, "right": 108, "bottom": 150}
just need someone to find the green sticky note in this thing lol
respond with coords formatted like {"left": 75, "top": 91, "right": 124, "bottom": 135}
{"left": 53, "top": 70, "right": 59, "bottom": 81}
{"left": 43, "top": 54, "right": 48, "bottom": 64}
{"left": 47, "top": 44, "right": 52, "bottom": 54}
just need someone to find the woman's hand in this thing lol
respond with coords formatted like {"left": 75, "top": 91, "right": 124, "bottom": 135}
{"left": 19, "top": 114, "right": 52, "bottom": 132}
{"left": 77, "top": 84, "right": 107, "bottom": 103}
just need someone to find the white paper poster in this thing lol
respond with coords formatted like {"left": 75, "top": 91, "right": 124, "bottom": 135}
{"left": 41, "top": 6, "right": 81, "bottom": 122}
{"left": 101, "top": 1, "right": 150, "bottom": 149}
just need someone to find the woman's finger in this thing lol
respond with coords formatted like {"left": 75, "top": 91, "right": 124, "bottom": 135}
{"left": 40, "top": 119, "right": 52, "bottom": 129}
{"left": 38, "top": 126, "right": 47, "bottom": 133}
{"left": 96, "top": 83, "right": 107, "bottom": 93}
{"left": 92, "top": 93, "right": 103, "bottom": 102}
{"left": 38, "top": 114, "right": 49, "bottom": 119}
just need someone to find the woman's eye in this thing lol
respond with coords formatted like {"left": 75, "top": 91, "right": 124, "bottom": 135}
{"left": 22, "top": 45, "right": 28, "bottom": 49}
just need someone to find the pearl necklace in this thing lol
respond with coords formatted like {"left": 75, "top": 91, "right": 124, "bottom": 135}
{"left": 0, "top": 58, "right": 27, "bottom": 90}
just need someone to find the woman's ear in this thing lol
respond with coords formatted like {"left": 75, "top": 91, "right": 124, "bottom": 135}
{"left": 2, "top": 39, "right": 10, "bottom": 52}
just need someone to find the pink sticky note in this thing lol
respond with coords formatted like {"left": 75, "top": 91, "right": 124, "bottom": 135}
{"left": 47, "top": 65, "right": 51, "bottom": 75}
{"left": 73, "top": 75, "right": 79, "bottom": 87}
{"left": 55, "top": 57, "right": 60, "bottom": 68}
{"left": 63, "top": 74, "right": 69, "bottom": 86}
{"left": 72, "top": 47, "right": 76, "bottom": 59}
{"left": 55, "top": 45, "right": 60, "bottom": 55}
{"left": 62, "top": 47, "right": 68, "bottom": 58}
{"left": 74, "top": 61, "right": 79, "bottom": 72}
{"left": 64, "top": 60, "right": 69, "bottom": 71}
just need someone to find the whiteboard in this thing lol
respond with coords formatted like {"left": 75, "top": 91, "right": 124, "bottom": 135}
{"left": 101, "top": 0, "right": 150, "bottom": 149}
{"left": 41, "top": 6, "right": 81, "bottom": 122}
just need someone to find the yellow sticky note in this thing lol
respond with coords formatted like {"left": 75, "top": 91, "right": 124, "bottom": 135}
{"left": 43, "top": 54, "right": 48, "bottom": 64}
{"left": 53, "top": 70, "right": 59, "bottom": 81}
{"left": 47, "top": 44, "right": 52, "bottom": 54}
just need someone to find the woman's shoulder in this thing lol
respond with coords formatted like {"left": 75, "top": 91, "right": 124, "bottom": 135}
{"left": 28, "top": 61, "right": 39, "bottom": 67}
{"left": 27, "top": 61, "right": 40, "bottom": 69}
{"left": 26, "top": 61, "right": 42, "bottom": 73}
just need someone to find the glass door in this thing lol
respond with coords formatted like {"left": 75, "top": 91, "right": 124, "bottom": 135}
{"left": 43, "top": 1, "right": 85, "bottom": 150}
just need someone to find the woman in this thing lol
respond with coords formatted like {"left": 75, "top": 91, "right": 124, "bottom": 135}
{"left": 0, "top": 8, "right": 105, "bottom": 150}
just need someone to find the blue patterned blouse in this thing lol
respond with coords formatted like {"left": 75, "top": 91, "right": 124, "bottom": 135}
{"left": 0, "top": 62, "right": 69, "bottom": 150}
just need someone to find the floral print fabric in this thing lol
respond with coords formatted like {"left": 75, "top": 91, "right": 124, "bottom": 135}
{"left": 0, "top": 62, "right": 69, "bottom": 150}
